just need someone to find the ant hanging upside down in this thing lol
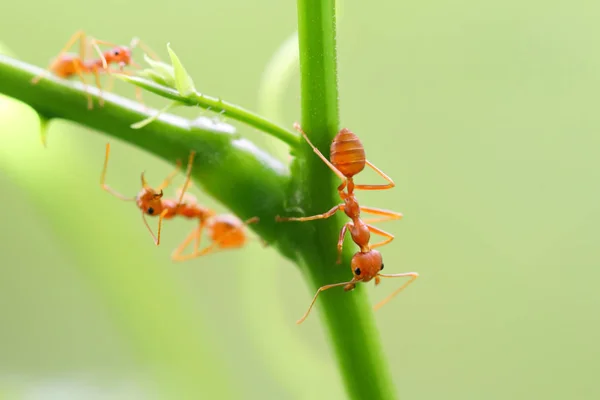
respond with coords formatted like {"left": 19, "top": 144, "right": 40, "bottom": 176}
{"left": 100, "top": 143, "right": 258, "bottom": 261}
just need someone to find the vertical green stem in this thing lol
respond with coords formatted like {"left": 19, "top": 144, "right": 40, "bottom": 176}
{"left": 296, "top": 0, "right": 398, "bottom": 398}
{"left": 297, "top": 0, "right": 340, "bottom": 136}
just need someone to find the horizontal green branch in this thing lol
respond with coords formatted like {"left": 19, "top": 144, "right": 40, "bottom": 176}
{"left": 120, "top": 74, "right": 299, "bottom": 148}
{"left": 0, "top": 55, "right": 295, "bottom": 256}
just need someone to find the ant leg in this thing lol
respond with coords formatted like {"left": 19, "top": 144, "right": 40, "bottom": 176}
{"left": 87, "top": 39, "right": 108, "bottom": 69}
{"left": 142, "top": 209, "right": 169, "bottom": 246}
{"left": 195, "top": 216, "right": 259, "bottom": 257}
{"left": 155, "top": 150, "right": 195, "bottom": 194}
{"left": 100, "top": 143, "right": 135, "bottom": 200}
{"left": 276, "top": 204, "right": 344, "bottom": 222}
{"left": 354, "top": 160, "right": 395, "bottom": 191}
{"left": 104, "top": 70, "right": 116, "bottom": 93}
{"left": 366, "top": 225, "right": 395, "bottom": 250}
{"left": 125, "top": 68, "right": 145, "bottom": 105}
{"left": 172, "top": 217, "right": 259, "bottom": 262}
{"left": 115, "top": 68, "right": 146, "bottom": 105}
{"left": 90, "top": 39, "right": 119, "bottom": 63}
{"left": 171, "top": 223, "right": 205, "bottom": 262}
{"left": 154, "top": 161, "right": 182, "bottom": 191}
{"left": 75, "top": 34, "right": 100, "bottom": 109}
{"left": 296, "top": 279, "right": 356, "bottom": 325}
{"left": 359, "top": 206, "right": 403, "bottom": 224}
{"left": 373, "top": 272, "right": 419, "bottom": 311}
{"left": 134, "top": 86, "right": 145, "bottom": 105}
{"left": 293, "top": 123, "right": 348, "bottom": 184}
{"left": 154, "top": 209, "right": 169, "bottom": 245}
{"left": 89, "top": 39, "right": 120, "bottom": 48}
{"left": 337, "top": 180, "right": 348, "bottom": 195}
{"left": 32, "top": 30, "right": 86, "bottom": 84}
{"left": 336, "top": 223, "right": 351, "bottom": 264}
{"left": 73, "top": 64, "right": 94, "bottom": 109}
{"left": 173, "top": 151, "right": 196, "bottom": 204}
{"left": 92, "top": 69, "right": 105, "bottom": 107}
{"left": 175, "top": 184, "right": 198, "bottom": 206}
{"left": 104, "top": 67, "right": 146, "bottom": 106}
{"left": 194, "top": 220, "right": 203, "bottom": 251}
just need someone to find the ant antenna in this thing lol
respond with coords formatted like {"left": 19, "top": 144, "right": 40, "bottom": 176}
{"left": 157, "top": 161, "right": 182, "bottom": 191}
{"left": 140, "top": 172, "right": 150, "bottom": 188}
{"left": 373, "top": 272, "right": 419, "bottom": 311}
{"left": 130, "top": 37, "right": 140, "bottom": 49}
{"left": 100, "top": 143, "right": 135, "bottom": 201}
{"left": 297, "top": 279, "right": 357, "bottom": 325}
{"left": 141, "top": 209, "right": 169, "bottom": 246}
{"left": 130, "top": 37, "right": 160, "bottom": 61}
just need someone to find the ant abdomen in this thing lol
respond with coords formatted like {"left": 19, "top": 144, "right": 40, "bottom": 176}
{"left": 209, "top": 215, "right": 247, "bottom": 248}
{"left": 330, "top": 128, "right": 366, "bottom": 178}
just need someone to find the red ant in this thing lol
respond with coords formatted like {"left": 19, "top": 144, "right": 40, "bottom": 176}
{"left": 100, "top": 143, "right": 259, "bottom": 261}
{"left": 32, "top": 30, "right": 156, "bottom": 109}
{"left": 277, "top": 123, "right": 418, "bottom": 324}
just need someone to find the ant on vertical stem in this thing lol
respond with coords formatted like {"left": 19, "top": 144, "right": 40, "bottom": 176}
{"left": 32, "top": 31, "right": 157, "bottom": 109}
{"left": 100, "top": 143, "right": 259, "bottom": 260}
{"left": 277, "top": 123, "right": 418, "bottom": 324}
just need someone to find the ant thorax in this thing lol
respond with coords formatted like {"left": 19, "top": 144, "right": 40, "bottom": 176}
{"left": 349, "top": 219, "right": 371, "bottom": 253}
{"left": 343, "top": 195, "right": 361, "bottom": 220}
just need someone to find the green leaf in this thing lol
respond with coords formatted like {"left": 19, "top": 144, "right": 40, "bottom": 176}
{"left": 39, "top": 115, "right": 50, "bottom": 147}
{"left": 166, "top": 43, "right": 196, "bottom": 96}
{"left": 139, "top": 53, "right": 176, "bottom": 87}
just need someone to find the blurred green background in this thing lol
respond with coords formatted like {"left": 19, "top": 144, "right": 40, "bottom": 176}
{"left": 1, "top": 0, "right": 599, "bottom": 398}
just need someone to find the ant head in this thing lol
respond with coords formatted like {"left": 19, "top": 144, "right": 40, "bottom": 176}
{"left": 136, "top": 173, "right": 164, "bottom": 216}
{"left": 350, "top": 250, "right": 384, "bottom": 283}
{"left": 104, "top": 46, "right": 132, "bottom": 67}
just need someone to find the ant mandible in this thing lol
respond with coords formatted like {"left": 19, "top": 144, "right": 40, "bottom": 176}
{"left": 100, "top": 143, "right": 258, "bottom": 260}
{"left": 277, "top": 123, "right": 418, "bottom": 324}
{"left": 32, "top": 30, "right": 156, "bottom": 109}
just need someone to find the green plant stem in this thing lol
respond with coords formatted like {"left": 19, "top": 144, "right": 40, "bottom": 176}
{"left": 296, "top": 0, "right": 398, "bottom": 399}
{"left": 0, "top": 55, "right": 295, "bottom": 254}
{"left": 119, "top": 75, "right": 299, "bottom": 148}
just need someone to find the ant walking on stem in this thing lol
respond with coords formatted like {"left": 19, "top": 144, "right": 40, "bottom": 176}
{"left": 32, "top": 30, "right": 157, "bottom": 109}
{"left": 100, "top": 143, "right": 259, "bottom": 261}
{"left": 277, "top": 123, "right": 418, "bottom": 324}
